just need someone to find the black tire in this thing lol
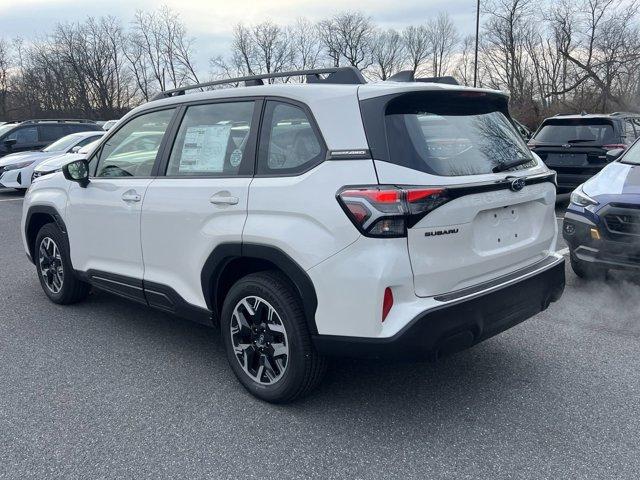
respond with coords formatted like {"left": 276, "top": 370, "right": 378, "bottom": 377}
{"left": 570, "top": 254, "right": 607, "bottom": 280}
{"left": 220, "top": 271, "right": 326, "bottom": 403}
{"left": 34, "top": 223, "right": 90, "bottom": 304}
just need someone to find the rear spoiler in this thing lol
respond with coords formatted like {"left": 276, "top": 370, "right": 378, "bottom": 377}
{"left": 388, "top": 70, "right": 459, "bottom": 85}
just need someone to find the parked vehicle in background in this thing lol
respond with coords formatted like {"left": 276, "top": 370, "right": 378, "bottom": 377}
{"left": 0, "top": 119, "right": 102, "bottom": 159}
{"left": 102, "top": 120, "right": 119, "bottom": 131}
{"left": 32, "top": 138, "right": 103, "bottom": 181}
{"left": 21, "top": 67, "right": 564, "bottom": 402}
{"left": 0, "top": 131, "right": 104, "bottom": 190}
{"left": 528, "top": 112, "right": 640, "bottom": 193}
{"left": 563, "top": 141, "right": 640, "bottom": 279}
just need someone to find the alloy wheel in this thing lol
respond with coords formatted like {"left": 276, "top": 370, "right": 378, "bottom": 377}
{"left": 38, "top": 237, "right": 64, "bottom": 294}
{"left": 230, "top": 296, "right": 289, "bottom": 385}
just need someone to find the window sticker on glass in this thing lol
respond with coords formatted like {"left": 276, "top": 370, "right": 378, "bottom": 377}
{"left": 179, "top": 124, "right": 231, "bottom": 173}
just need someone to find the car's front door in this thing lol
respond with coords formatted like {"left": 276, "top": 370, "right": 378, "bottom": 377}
{"left": 140, "top": 99, "right": 260, "bottom": 309}
{"left": 66, "top": 108, "right": 176, "bottom": 287}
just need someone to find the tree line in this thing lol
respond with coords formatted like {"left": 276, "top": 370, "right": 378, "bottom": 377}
{"left": 1, "top": 0, "right": 639, "bottom": 127}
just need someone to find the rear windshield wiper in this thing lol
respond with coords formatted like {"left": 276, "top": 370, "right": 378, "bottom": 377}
{"left": 492, "top": 157, "right": 533, "bottom": 173}
{"left": 566, "top": 139, "right": 596, "bottom": 144}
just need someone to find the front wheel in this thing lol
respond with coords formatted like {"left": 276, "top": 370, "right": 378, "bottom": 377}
{"left": 221, "top": 271, "right": 326, "bottom": 403}
{"left": 35, "top": 223, "right": 90, "bottom": 304}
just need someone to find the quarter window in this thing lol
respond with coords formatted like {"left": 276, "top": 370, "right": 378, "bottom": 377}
{"left": 257, "top": 101, "right": 324, "bottom": 175}
{"left": 167, "top": 101, "right": 255, "bottom": 176}
{"left": 95, "top": 109, "right": 175, "bottom": 178}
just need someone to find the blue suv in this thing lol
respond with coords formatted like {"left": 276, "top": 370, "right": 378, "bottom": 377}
{"left": 563, "top": 140, "right": 640, "bottom": 278}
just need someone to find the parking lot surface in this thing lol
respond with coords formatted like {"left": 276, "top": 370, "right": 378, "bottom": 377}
{"left": 1, "top": 188, "right": 639, "bottom": 479}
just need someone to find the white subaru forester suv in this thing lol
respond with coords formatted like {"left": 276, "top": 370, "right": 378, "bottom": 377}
{"left": 21, "top": 68, "right": 565, "bottom": 403}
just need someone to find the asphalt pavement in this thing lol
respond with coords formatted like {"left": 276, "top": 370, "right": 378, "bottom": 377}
{"left": 1, "top": 188, "right": 639, "bottom": 479}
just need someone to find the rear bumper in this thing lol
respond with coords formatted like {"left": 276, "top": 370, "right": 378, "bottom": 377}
{"left": 312, "top": 256, "right": 565, "bottom": 360}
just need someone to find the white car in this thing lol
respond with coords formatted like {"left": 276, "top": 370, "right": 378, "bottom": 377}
{"left": 0, "top": 131, "right": 104, "bottom": 190}
{"left": 32, "top": 139, "right": 103, "bottom": 181}
{"left": 21, "top": 67, "right": 565, "bottom": 402}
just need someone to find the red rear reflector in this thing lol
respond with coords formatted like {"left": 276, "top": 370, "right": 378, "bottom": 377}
{"left": 382, "top": 287, "right": 394, "bottom": 322}
{"left": 603, "top": 144, "right": 627, "bottom": 150}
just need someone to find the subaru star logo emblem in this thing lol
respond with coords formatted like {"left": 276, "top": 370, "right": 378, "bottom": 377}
{"left": 510, "top": 178, "right": 526, "bottom": 192}
{"left": 562, "top": 143, "right": 572, "bottom": 149}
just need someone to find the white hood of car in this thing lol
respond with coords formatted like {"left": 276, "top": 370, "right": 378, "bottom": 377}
{"left": 0, "top": 151, "right": 58, "bottom": 167}
{"left": 34, "top": 152, "right": 85, "bottom": 172}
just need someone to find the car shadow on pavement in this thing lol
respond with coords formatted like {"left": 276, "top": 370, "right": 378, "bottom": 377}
{"left": 80, "top": 288, "right": 545, "bottom": 420}
{"left": 0, "top": 187, "right": 25, "bottom": 198}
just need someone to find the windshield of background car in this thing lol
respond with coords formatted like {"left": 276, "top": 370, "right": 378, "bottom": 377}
{"left": 532, "top": 119, "right": 616, "bottom": 145}
{"left": 384, "top": 92, "right": 533, "bottom": 176}
{"left": 42, "top": 134, "right": 80, "bottom": 152}
{"left": 0, "top": 124, "right": 15, "bottom": 138}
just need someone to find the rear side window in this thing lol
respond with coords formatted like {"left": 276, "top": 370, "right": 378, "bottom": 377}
{"left": 533, "top": 120, "right": 616, "bottom": 145}
{"left": 38, "top": 125, "right": 66, "bottom": 142}
{"left": 257, "top": 101, "right": 324, "bottom": 175}
{"left": 167, "top": 101, "right": 255, "bottom": 176}
{"left": 383, "top": 92, "right": 532, "bottom": 176}
{"left": 624, "top": 120, "right": 636, "bottom": 142}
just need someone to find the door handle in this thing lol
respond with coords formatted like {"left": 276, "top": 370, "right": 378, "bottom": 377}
{"left": 122, "top": 190, "right": 141, "bottom": 203}
{"left": 210, "top": 193, "right": 239, "bottom": 205}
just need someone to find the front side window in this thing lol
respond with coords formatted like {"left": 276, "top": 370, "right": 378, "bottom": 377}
{"left": 167, "top": 102, "right": 255, "bottom": 176}
{"left": 7, "top": 126, "right": 38, "bottom": 145}
{"left": 95, "top": 109, "right": 175, "bottom": 178}
{"left": 257, "top": 101, "right": 324, "bottom": 175}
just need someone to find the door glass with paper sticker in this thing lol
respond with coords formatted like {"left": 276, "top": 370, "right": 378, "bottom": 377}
{"left": 167, "top": 101, "right": 255, "bottom": 176}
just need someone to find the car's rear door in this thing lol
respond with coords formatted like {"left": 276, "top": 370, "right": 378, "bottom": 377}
{"left": 140, "top": 99, "right": 261, "bottom": 310}
{"left": 66, "top": 108, "right": 176, "bottom": 290}
{"left": 360, "top": 89, "right": 557, "bottom": 298}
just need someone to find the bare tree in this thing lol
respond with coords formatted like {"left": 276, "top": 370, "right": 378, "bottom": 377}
{"left": 402, "top": 25, "right": 431, "bottom": 75}
{"left": 371, "top": 29, "right": 405, "bottom": 80}
{"left": 318, "top": 12, "right": 374, "bottom": 69}
{"left": 550, "top": 0, "right": 640, "bottom": 111}
{"left": 427, "top": 12, "right": 459, "bottom": 77}
{"left": 128, "top": 6, "right": 199, "bottom": 99}
{"left": 0, "top": 39, "right": 10, "bottom": 119}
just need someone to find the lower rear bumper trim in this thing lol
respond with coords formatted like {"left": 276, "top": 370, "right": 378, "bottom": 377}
{"left": 312, "top": 258, "right": 565, "bottom": 360}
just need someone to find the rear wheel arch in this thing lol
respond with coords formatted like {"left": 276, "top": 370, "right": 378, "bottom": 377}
{"left": 201, "top": 243, "right": 319, "bottom": 334}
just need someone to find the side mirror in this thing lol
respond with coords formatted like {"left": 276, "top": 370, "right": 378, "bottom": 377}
{"left": 4, "top": 138, "right": 16, "bottom": 150}
{"left": 606, "top": 148, "right": 625, "bottom": 162}
{"left": 62, "top": 159, "right": 90, "bottom": 188}
{"left": 70, "top": 145, "right": 82, "bottom": 153}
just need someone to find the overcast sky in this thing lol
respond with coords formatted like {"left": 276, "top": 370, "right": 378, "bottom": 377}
{"left": 0, "top": 0, "right": 478, "bottom": 70}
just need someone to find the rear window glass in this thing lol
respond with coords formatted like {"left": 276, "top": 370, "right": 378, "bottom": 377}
{"left": 533, "top": 120, "right": 616, "bottom": 145}
{"left": 384, "top": 93, "right": 533, "bottom": 176}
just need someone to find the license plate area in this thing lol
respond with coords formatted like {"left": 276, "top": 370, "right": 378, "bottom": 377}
{"left": 545, "top": 153, "right": 587, "bottom": 167}
{"left": 473, "top": 204, "right": 534, "bottom": 251}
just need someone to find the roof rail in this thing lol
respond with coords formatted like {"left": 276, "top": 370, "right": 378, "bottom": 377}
{"left": 20, "top": 119, "right": 97, "bottom": 124}
{"left": 151, "top": 67, "right": 367, "bottom": 101}
{"left": 610, "top": 111, "right": 639, "bottom": 116}
{"left": 388, "top": 70, "right": 460, "bottom": 85}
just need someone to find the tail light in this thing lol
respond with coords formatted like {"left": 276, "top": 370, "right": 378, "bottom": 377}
{"left": 603, "top": 144, "right": 627, "bottom": 150}
{"left": 337, "top": 185, "right": 449, "bottom": 237}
